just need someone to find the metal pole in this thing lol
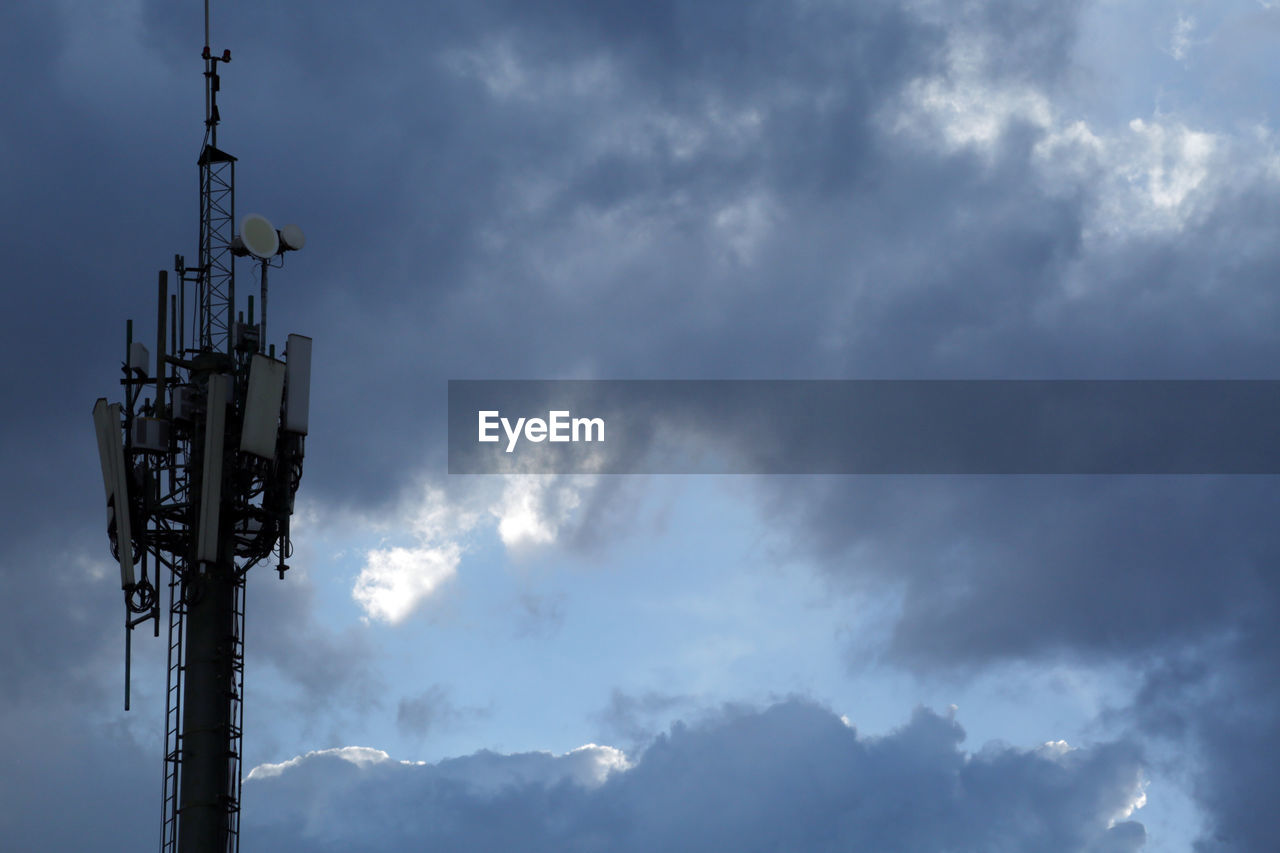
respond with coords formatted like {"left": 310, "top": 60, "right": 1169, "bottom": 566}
{"left": 125, "top": 620, "right": 132, "bottom": 711}
{"left": 157, "top": 271, "right": 168, "bottom": 414}
{"left": 259, "top": 260, "right": 268, "bottom": 351}
{"left": 177, "top": 564, "right": 235, "bottom": 853}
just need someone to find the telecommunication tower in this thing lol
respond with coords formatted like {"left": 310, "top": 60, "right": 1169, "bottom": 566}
{"left": 92, "top": 5, "right": 312, "bottom": 851}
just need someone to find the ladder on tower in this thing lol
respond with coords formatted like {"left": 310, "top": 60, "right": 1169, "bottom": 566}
{"left": 159, "top": 570, "right": 247, "bottom": 853}
{"left": 226, "top": 573, "right": 246, "bottom": 852}
{"left": 160, "top": 568, "right": 188, "bottom": 853}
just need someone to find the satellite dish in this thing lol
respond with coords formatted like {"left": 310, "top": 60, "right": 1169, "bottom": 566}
{"left": 240, "top": 214, "right": 279, "bottom": 258}
{"left": 279, "top": 223, "right": 306, "bottom": 252}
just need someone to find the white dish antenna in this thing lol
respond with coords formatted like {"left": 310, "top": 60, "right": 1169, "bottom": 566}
{"left": 240, "top": 213, "right": 279, "bottom": 258}
{"left": 280, "top": 223, "right": 306, "bottom": 252}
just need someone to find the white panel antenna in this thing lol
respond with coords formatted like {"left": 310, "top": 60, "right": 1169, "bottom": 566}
{"left": 93, "top": 399, "right": 135, "bottom": 587}
{"left": 197, "top": 374, "right": 230, "bottom": 564}
{"left": 129, "top": 342, "right": 150, "bottom": 376}
{"left": 133, "top": 418, "right": 170, "bottom": 453}
{"left": 240, "top": 353, "right": 285, "bottom": 459}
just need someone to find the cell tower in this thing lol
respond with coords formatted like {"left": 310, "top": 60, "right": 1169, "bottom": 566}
{"left": 92, "top": 4, "right": 311, "bottom": 851}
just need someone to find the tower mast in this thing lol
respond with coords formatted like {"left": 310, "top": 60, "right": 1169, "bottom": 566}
{"left": 92, "top": 3, "right": 313, "bottom": 851}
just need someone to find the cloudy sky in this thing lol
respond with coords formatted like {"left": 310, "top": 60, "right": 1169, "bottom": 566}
{"left": 5, "top": 0, "right": 1280, "bottom": 849}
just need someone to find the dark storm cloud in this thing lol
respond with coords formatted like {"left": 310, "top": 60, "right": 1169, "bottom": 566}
{"left": 750, "top": 476, "right": 1279, "bottom": 669}
{"left": 1123, "top": 621, "right": 1280, "bottom": 851}
{"left": 2, "top": 531, "right": 119, "bottom": 706}
{"left": 0, "top": 703, "right": 156, "bottom": 851}
{"left": 0, "top": 531, "right": 160, "bottom": 850}
{"left": 1040, "top": 178, "right": 1280, "bottom": 379}
{"left": 243, "top": 700, "right": 1147, "bottom": 852}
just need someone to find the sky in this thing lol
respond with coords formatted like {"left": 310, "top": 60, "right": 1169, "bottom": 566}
{"left": 4, "top": 0, "right": 1280, "bottom": 850}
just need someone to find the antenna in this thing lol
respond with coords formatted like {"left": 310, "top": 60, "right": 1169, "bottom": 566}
{"left": 92, "top": 4, "right": 312, "bottom": 850}
{"left": 280, "top": 223, "right": 306, "bottom": 251}
{"left": 239, "top": 214, "right": 279, "bottom": 258}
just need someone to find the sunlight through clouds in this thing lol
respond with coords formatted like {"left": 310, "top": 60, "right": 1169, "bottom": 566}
{"left": 352, "top": 488, "right": 477, "bottom": 624}
{"left": 351, "top": 476, "right": 591, "bottom": 622}
{"left": 493, "top": 475, "right": 583, "bottom": 550}
{"left": 352, "top": 541, "right": 462, "bottom": 624}
{"left": 889, "top": 24, "right": 1252, "bottom": 245}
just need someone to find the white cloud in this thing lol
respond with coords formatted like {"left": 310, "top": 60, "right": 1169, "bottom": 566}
{"left": 888, "top": 28, "right": 1271, "bottom": 244}
{"left": 1169, "top": 14, "right": 1197, "bottom": 61}
{"left": 492, "top": 475, "right": 583, "bottom": 549}
{"left": 349, "top": 476, "right": 593, "bottom": 622}
{"left": 888, "top": 26, "right": 1053, "bottom": 157}
{"left": 893, "top": 74, "right": 1053, "bottom": 153}
{"left": 352, "top": 487, "right": 475, "bottom": 624}
{"left": 351, "top": 541, "right": 461, "bottom": 624}
{"left": 1045, "top": 112, "right": 1232, "bottom": 241}
{"left": 247, "top": 746, "right": 392, "bottom": 781}
{"left": 1108, "top": 118, "right": 1218, "bottom": 225}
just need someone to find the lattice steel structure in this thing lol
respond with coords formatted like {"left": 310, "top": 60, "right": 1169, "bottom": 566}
{"left": 198, "top": 137, "right": 236, "bottom": 354}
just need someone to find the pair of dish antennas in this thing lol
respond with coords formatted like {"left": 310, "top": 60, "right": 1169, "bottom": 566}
{"left": 232, "top": 213, "right": 305, "bottom": 259}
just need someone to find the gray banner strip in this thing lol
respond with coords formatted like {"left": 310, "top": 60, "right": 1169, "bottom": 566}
{"left": 448, "top": 380, "right": 1280, "bottom": 474}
